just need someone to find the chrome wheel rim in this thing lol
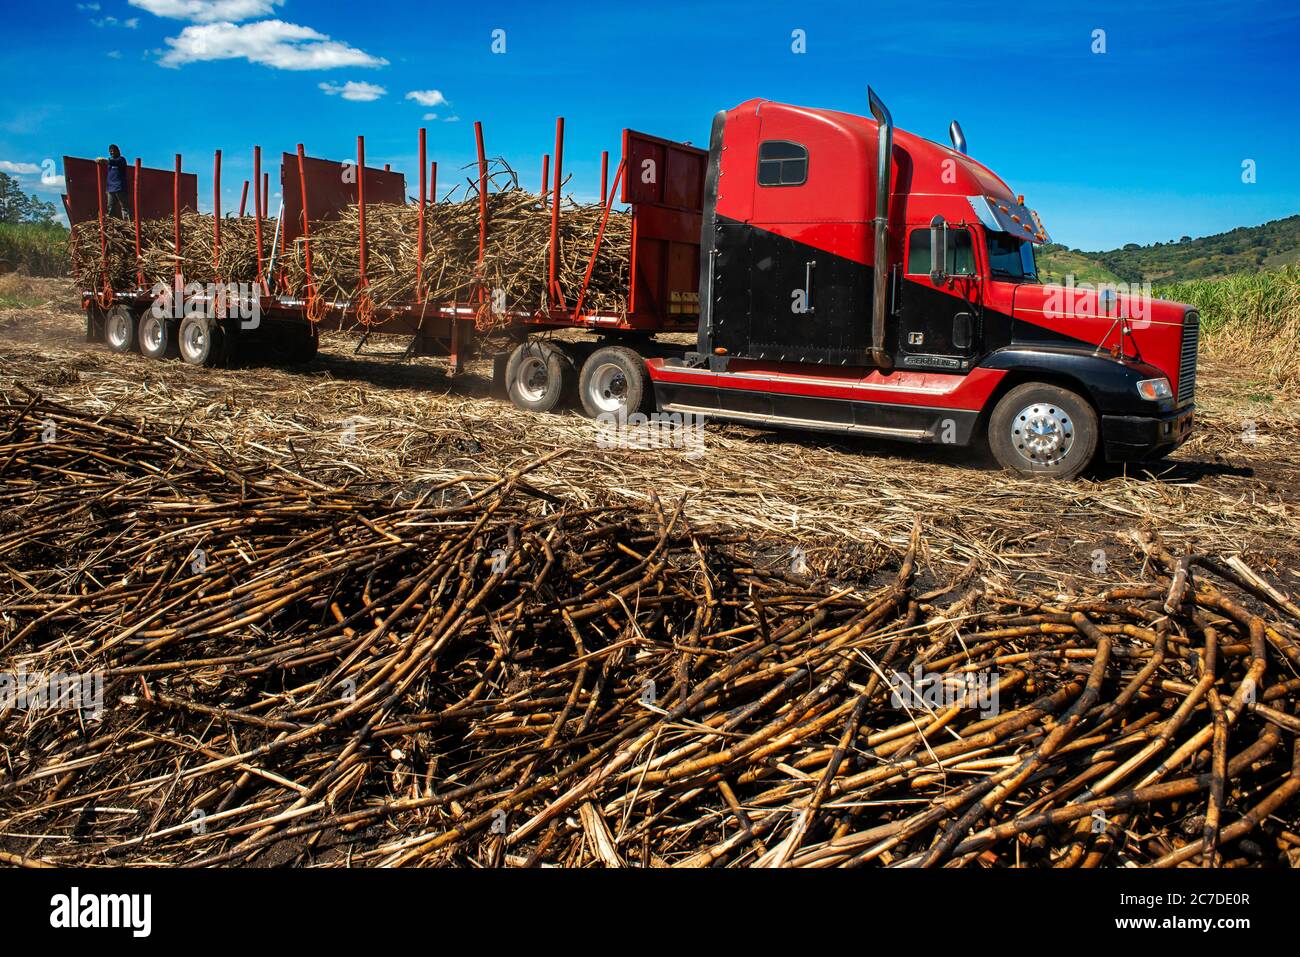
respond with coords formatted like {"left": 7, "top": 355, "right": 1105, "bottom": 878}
{"left": 1010, "top": 403, "right": 1074, "bottom": 467}
{"left": 181, "top": 322, "right": 206, "bottom": 362}
{"left": 517, "top": 355, "right": 549, "bottom": 403}
{"left": 106, "top": 313, "right": 130, "bottom": 348}
{"left": 141, "top": 317, "right": 163, "bottom": 354}
{"left": 587, "top": 362, "right": 628, "bottom": 414}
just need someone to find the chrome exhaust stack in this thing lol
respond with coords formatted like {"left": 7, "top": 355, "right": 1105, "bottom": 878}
{"left": 868, "top": 86, "right": 893, "bottom": 369}
{"left": 949, "top": 120, "right": 967, "bottom": 154}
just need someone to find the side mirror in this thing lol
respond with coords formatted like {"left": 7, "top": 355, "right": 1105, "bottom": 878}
{"left": 929, "top": 215, "right": 947, "bottom": 285}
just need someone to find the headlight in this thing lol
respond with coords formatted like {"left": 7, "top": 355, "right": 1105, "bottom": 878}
{"left": 1136, "top": 377, "right": 1173, "bottom": 400}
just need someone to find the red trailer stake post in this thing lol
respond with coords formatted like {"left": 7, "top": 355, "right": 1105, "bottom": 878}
{"left": 238, "top": 180, "right": 248, "bottom": 217}
{"left": 549, "top": 118, "right": 564, "bottom": 308}
{"left": 474, "top": 121, "right": 487, "bottom": 277}
{"left": 540, "top": 154, "right": 549, "bottom": 208}
{"left": 416, "top": 127, "right": 426, "bottom": 303}
{"left": 94, "top": 158, "right": 109, "bottom": 308}
{"left": 173, "top": 153, "right": 182, "bottom": 284}
{"left": 356, "top": 135, "right": 371, "bottom": 324}
{"left": 133, "top": 158, "right": 143, "bottom": 287}
{"left": 253, "top": 146, "right": 265, "bottom": 295}
{"left": 295, "top": 144, "right": 318, "bottom": 319}
{"left": 213, "top": 149, "right": 222, "bottom": 281}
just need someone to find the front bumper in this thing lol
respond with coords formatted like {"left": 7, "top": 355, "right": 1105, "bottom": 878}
{"left": 1102, "top": 406, "right": 1194, "bottom": 462}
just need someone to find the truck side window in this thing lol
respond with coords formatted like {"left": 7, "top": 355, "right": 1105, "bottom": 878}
{"left": 907, "top": 227, "right": 976, "bottom": 276}
{"left": 757, "top": 141, "right": 807, "bottom": 186}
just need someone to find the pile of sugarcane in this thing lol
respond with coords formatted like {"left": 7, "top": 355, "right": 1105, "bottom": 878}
{"left": 278, "top": 191, "right": 630, "bottom": 317}
{"left": 1, "top": 389, "right": 1297, "bottom": 868}
{"left": 69, "top": 213, "right": 271, "bottom": 292}
{"left": 68, "top": 191, "right": 631, "bottom": 320}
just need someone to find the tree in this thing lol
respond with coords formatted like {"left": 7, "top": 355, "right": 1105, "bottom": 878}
{"left": 0, "top": 171, "right": 59, "bottom": 225}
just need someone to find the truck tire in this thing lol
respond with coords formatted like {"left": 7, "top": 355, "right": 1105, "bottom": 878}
{"left": 505, "top": 341, "right": 575, "bottom": 413}
{"left": 104, "top": 305, "right": 137, "bottom": 354}
{"left": 178, "top": 315, "right": 224, "bottom": 368}
{"left": 578, "top": 345, "right": 651, "bottom": 419}
{"left": 988, "top": 382, "right": 1098, "bottom": 480}
{"left": 137, "top": 311, "right": 178, "bottom": 360}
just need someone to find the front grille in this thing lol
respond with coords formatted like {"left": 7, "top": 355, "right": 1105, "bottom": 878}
{"left": 1178, "top": 311, "right": 1199, "bottom": 404}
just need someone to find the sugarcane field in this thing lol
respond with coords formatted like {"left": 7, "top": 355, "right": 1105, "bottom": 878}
{"left": 2, "top": 1, "right": 1300, "bottom": 940}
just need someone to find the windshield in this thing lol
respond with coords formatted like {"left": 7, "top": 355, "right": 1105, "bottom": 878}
{"left": 985, "top": 231, "right": 1039, "bottom": 283}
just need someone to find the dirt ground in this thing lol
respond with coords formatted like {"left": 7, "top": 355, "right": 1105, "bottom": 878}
{"left": 2, "top": 276, "right": 1297, "bottom": 597}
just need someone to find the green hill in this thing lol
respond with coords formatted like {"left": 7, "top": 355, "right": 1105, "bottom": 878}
{"left": 1034, "top": 244, "right": 1124, "bottom": 286}
{"left": 1037, "top": 214, "right": 1300, "bottom": 286}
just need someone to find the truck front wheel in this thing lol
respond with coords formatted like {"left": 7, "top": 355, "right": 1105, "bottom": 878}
{"left": 988, "top": 383, "right": 1098, "bottom": 480}
{"left": 505, "top": 341, "right": 575, "bottom": 413}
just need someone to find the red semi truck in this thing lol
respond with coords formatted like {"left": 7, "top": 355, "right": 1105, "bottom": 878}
{"left": 74, "top": 88, "right": 1197, "bottom": 479}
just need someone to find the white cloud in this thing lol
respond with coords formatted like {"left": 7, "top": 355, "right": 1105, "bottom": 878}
{"left": 129, "top": 0, "right": 283, "bottom": 22}
{"left": 107, "top": 49, "right": 123, "bottom": 58}
{"left": 76, "top": 3, "right": 100, "bottom": 10}
{"left": 422, "top": 112, "right": 437, "bottom": 121}
{"left": 89, "top": 14, "right": 138, "bottom": 27}
{"left": 160, "top": 20, "right": 388, "bottom": 70}
{"left": 319, "top": 80, "right": 386, "bottom": 102}
{"left": 1, "top": 161, "right": 66, "bottom": 191}
{"left": 405, "top": 89, "right": 447, "bottom": 107}
{"left": 443, "top": 115, "right": 460, "bottom": 123}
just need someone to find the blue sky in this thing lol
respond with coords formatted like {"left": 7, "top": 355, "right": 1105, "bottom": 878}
{"left": 1, "top": 0, "right": 1296, "bottom": 250}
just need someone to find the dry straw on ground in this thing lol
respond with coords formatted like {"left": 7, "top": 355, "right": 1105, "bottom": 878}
{"left": 1, "top": 389, "right": 1298, "bottom": 868}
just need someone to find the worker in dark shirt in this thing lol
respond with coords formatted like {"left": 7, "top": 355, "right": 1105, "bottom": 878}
{"left": 99, "top": 145, "right": 131, "bottom": 220}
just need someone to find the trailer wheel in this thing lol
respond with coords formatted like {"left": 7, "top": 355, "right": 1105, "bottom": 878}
{"left": 988, "top": 383, "right": 1098, "bottom": 480}
{"left": 137, "top": 311, "right": 177, "bottom": 360}
{"left": 578, "top": 345, "right": 651, "bottom": 419}
{"left": 505, "top": 341, "right": 575, "bottom": 413}
{"left": 104, "top": 305, "right": 137, "bottom": 354}
{"left": 178, "top": 315, "right": 224, "bottom": 368}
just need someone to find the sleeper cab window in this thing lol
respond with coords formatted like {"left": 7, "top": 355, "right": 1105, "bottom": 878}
{"left": 907, "top": 227, "right": 976, "bottom": 276}
{"left": 757, "top": 141, "right": 808, "bottom": 186}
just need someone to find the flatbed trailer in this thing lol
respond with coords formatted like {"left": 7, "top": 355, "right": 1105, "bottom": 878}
{"left": 67, "top": 87, "right": 1198, "bottom": 479}
{"left": 70, "top": 121, "right": 704, "bottom": 369}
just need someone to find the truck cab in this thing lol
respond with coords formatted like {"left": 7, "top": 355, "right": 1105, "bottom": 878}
{"left": 646, "top": 92, "right": 1197, "bottom": 478}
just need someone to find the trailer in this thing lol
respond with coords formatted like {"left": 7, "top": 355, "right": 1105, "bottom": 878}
{"left": 68, "top": 118, "right": 702, "bottom": 367}
{"left": 68, "top": 88, "right": 1197, "bottom": 479}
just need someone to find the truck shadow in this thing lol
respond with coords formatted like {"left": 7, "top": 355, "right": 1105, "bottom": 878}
{"left": 1091, "top": 459, "right": 1255, "bottom": 483}
{"left": 238, "top": 341, "right": 498, "bottom": 399}
{"left": 735, "top": 426, "right": 1255, "bottom": 485}
{"left": 259, "top": 345, "right": 1257, "bottom": 489}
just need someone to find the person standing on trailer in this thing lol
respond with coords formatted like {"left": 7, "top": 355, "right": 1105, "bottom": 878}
{"left": 98, "top": 145, "right": 131, "bottom": 220}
